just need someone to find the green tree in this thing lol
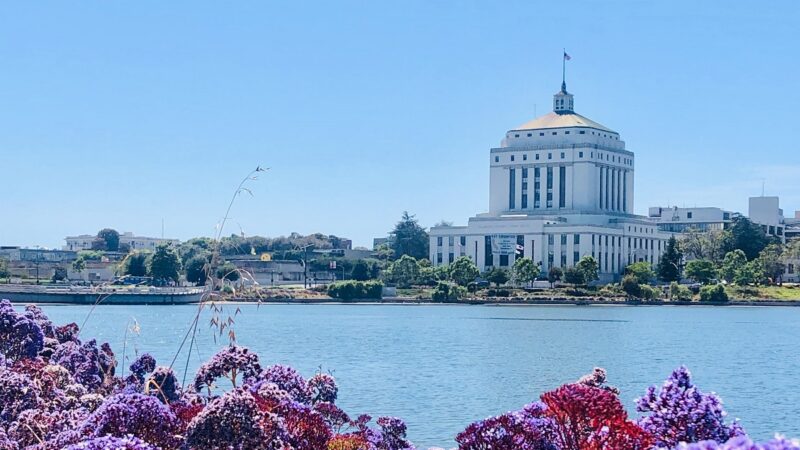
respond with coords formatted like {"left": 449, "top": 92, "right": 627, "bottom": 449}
{"left": 563, "top": 267, "right": 585, "bottom": 286}
{"left": 621, "top": 274, "right": 642, "bottom": 298}
{"left": 511, "top": 257, "right": 540, "bottom": 287}
{"left": 657, "top": 236, "right": 683, "bottom": 282}
{"left": 216, "top": 262, "right": 240, "bottom": 282}
{"left": 185, "top": 255, "right": 208, "bottom": 286}
{"left": 148, "top": 244, "right": 181, "bottom": 283}
{"left": 485, "top": 267, "right": 510, "bottom": 287}
{"left": 679, "top": 229, "right": 728, "bottom": 264}
{"left": 97, "top": 228, "right": 120, "bottom": 252}
{"left": 547, "top": 267, "right": 563, "bottom": 287}
{"left": 52, "top": 266, "right": 68, "bottom": 282}
{"left": 449, "top": 256, "right": 480, "bottom": 286}
{"left": 724, "top": 217, "right": 771, "bottom": 260}
{"left": 0, "top": 258, "right": 9, "bottom": 279}
{"left": 351, "top": 260, "right": 371, "bottom": 281}
{"left": 719, "top": 250, "right": 747, "bottom": 284}
{"left": 699, "top": 284, "right": 729, "bottom": 302}
{"left": 121, "top": 252, "right": 149, "bottom": 277}
{"left": 755, "top": 243, "right": 785, "bottom": 284}
{"left": 385, "top": 255, "right": 420, "bottom": 288}
{"left": 684, "top": 259, "right": 716, "bottom": 284}
{"left": 624, "top": 262, "right": 655, "bottom": 285}
{"left": 389, "top": 212, "right": 429, "bottom": 260}
{"left": 575, "top": 256, "right": 599, "bottom": 285}
{"left": 72, "top": 257, "right": 86, "bottom": 274}
{"left": 733, "top": 260, "right": 763, "bottom": 286}
{"left": 669, "top": 281, "right": 693, "bottom": 301}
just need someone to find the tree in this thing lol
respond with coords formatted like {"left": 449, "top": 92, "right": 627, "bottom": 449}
{"left": 621, "top": 274, "right": 642, "bottom": 298}
{"left": 185, "top": 255, "right": 208, "bottom": 286}
{"left": 351, "top": 260, "right": 371, "bottom": 281}
{"left": 449, "top": 256, "right": 480, "bottom": 286}
{"left": 755, "top": 243, "right": 785, "bottom": 284}
{"left": 563, "top": 267, "right": 585, "bottom": 286}
{"left": 90, "top": 237, "right": 107, "bottom": 251}
{"left": 624, "top": 262, "right": 654, "bottom": 285}
{"left": 389, "top": 212, "right": 429, "bottom": 260}
{"left": 657, "top": 236, "right": 683, "bottom": 282}
{"left": 216, "top": 262, "right": 240, "bottom": 282}
{"left": 733, "top": 260, "right": 763, "bottom": 286}
{"left": 72, "top": 258, "right": 86, "bottom": 274}
{"left": 52, "top": 266, "right": 68, "bottom": 282}
{"left": 148, "top": 244, "right": 181, "bottom": 283}
{"left": 512, "top": 257, "right": 540, "bottom": 287}
{"left": 547, "top": 267, "right": 563, "bottom": 287}
{"left": 719, "top": 250, "right": 747, "bottom": 284}
{"left": 724, "top": 217, "right": 771, "bottom": 260}
{"left": 121, "top": 252, "right": 149, "bottom": 277}
{"left": 0, "top": 258, "right": 9, "bottom": 279}
{"left": 384, "top": 255, "right": 420, "bottom": 288}
{"left": 485, "top": 267, "right": 510, "bottom": 287}
{"left": 97, "top": 228, "right": 121, "bottom": 252}
{"left": 575, "top": 256, "right": 599, "bottom": 285}
{"left": 684, "top": 259, "right": 716, "bottom": 284}
{"left": 679, "top": 229, "right": 728, "bottom": 264}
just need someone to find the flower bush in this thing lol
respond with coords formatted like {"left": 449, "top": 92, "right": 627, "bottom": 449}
{"left": 0, "top": 298, "right": 797, "bottom": 450}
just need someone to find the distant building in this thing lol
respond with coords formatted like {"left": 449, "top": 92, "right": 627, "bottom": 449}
{"left": 0, "top": 247, "right": 77, "bottom": 263}
{"left": 373, "top": 237, "right": 390, "bottom": 250}
{"left": 648, "top": 206, "right": 740, "bottom": 233}
{"left": 64, "top": 232, "right": 180, "bottom": 251}
{"left": 748, "top": 196, "right": 786, "bottom": 242}
{"left": 430, "top": 77, "right": 672, "bottom": 282}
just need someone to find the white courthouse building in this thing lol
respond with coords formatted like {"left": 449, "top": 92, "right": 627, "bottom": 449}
{"left": 429, "top": 80, "right": 671, "bottom": 282}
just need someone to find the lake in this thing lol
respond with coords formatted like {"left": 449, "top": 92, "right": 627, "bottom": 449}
{"left": 31, "top": 303, "right": 800, "bottom": 448}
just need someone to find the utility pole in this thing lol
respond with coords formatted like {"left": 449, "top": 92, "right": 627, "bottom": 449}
{"left": 297, "top": 244, "right": 314, "bottom": 289}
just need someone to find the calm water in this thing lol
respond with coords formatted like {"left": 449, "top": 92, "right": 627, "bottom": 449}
{"left": 30, "top": 304, "right": 800, "bottom": 448}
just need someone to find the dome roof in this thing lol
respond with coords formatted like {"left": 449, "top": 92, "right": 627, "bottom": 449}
{"left": 511, "top": 111, "right": 616, "bottom": 134}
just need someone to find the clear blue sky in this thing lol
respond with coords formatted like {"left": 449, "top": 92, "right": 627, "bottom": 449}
{"left": 2, "top": 1, "right": 798, "bottom": 249}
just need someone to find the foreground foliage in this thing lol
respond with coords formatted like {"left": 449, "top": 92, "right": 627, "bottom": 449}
{"left": 0, "top": 299, "right": 797, "bottom": 450}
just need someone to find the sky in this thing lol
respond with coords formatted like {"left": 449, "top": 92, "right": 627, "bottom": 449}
{"left": 1, "top": 1, "right": 799, "bottom": 249}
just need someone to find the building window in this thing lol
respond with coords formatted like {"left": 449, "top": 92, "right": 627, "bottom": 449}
{"left": 522, "top": 194, "right": 528, "bottom": 209}
{"left": 579, "top": 151, "right": 583, "bottom": 158}
{"left": 484, "top": 236, "right": 493, "bottom": 266}
{"left": 437, "top": 237, "right": 442, "bottom": 246}
{"left": 448, "top": 236, "right": 454, "bottom": 246}
{"left": 535, "top": 154, "right": 540, "bottom": 160}
{"left": 539, "top": 132, "right": 545, "bottom": 136}
{"left": 522, "top": 168, "right": 528, "bottom": 178}
{"left": 574, "top": 251, "right": 580, "bottom": 264}
{"left": 560, "top": 152, "right": 565, "bottom": 159}
{"left": 514, "top": 134, "right": 519, "bottom": 138}
{"left": 509, "top": 168, "right": 516, "bottom": 209}
{"left": 574, "top": 234, "right": 580, "bottom": 245}
{"left": 561, "top": 234, "right": 567, "bottom": 245}
{"left": 527, "top": 133, "right": 532, "bottom": 137}
{"left": 552, "top": 132, "right": 557, "bottom": 135}
{"left": 523, "top": 154, "right": 527, "bottom": 161}
{"left": 499, "top": 254, "right": 509, "bottom": 267}
{"left": 437, "top": 253, "right": 442, "bottom": 264}
{"left": 687, "top": 212, "right": 693, "bottom": 219}
{"left": 579, "top": 130, "right": 586, "bottom": 134}
{"left": 448, "top": 252, "right": 454, "bottom": 263}
{"left": 495, "top": 156, "right": 499, "bottom": 163}
{"left": 460, "top": 236, "right": 466, "bottom": 246}
{"left": 511, "top": 155, "right": 515, "bottom": 162}
{"left": 559, "top": 166, "right": 566, "bottom": 208}
{"left": 546, "top": 167, "right": 553, "bottom": 208}
{"left": 561, "top": 253, "right": 567, "bottom": 267}
{"left": 548, "top": 234, "right": 554, "bottom": 245}
{"left": 548, "top": 153, "right": 552, "bottom": 160}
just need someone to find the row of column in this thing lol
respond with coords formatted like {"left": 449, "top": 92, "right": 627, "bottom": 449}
{"left": 510, "top": 165, "right": 571, "bottom": 211}
{"left": 598, "top": 166, "right": 629, "bottom": 213}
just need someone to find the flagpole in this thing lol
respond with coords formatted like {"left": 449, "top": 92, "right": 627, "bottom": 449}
{"left": 562, "top": 48, "right": 566, "bottom": 87}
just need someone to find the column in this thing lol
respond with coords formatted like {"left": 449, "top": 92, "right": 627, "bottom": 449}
{"left": 552, "top": 165, "right": 561, "bottom": 210}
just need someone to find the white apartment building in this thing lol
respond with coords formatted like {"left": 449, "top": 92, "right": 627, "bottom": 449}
{"left": 64, "top": 232, "right": 180, "bottom": 251}
{"left": 749, "top": 196, "right": 786, "bottom": 242}
{"left": 648, "top": 206, "right": 740, "bottom": 233}
{"left": 430, "top": 79, "right": 672, "bottom": 282}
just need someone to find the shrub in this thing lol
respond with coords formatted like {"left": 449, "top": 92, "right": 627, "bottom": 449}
{"left": 431, "top": 282, "right": 467, "bottom": 302}
{"left": 486, "top": 288, "right": 512, "bottom": 298}
{"left": 327, "top": 281, "right": 383, "bottom": 301}
{"left": 639, "top": 284, "right": 659, "bottom": 301}
{"left": 669, "top": 282, "right": 693, "bottom": 301}
{"left": 700, "top": 284, "right": 729, "bottom": 303}
{"left": 621, "top": 274, "right": 642, "bottom": 298}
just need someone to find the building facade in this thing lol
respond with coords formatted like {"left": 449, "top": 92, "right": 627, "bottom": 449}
{"left": 647, "top": 206, "right": 740, "bottom": 233}
{"left": 429, "top": 80, "right": 672, "bottom": 282}
{"left": 748, "top": 196, "right": 786, "bottom": 242}
{"left": 64, "top": 232, "right": 180, "bottom": 251}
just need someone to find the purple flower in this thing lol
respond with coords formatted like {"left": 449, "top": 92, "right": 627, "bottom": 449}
{"left": 64, "top": 435, "right": 159, "bottom": 450}
{"left": 456, "top": 402, "right": 557, "bottom": 450}
{"left": 146, "top": 366, "right": 181, "bottom": 403}
{"left": 185, "top": 388, "right": 286, "bottom": 450}
{"left": 52, "top": 340, "right": 109, "bottom": 390}
{"left": 258, "top": 364, "right": 309, "bottom": 403}
{"left": 0, "top": 367, "right": 40, "bottom": 424}
{"left": 674, "top": 435, "right": 800, "bottom": 449}
{"left": 193, "top": 345, "right": 261, "bottom": 391}
{"left": 307, "top": 372, "right": 338, "bottom": 404}
{"left": 637, "top": 366, "right": 744, "bottom": 447}
{"left": 127, "top": 353, "right": 156, "bottom": 385}
{"left": 0, "top": 299, "right": 45, "bottom": 361}
{"left": 80, "top": 392, "right": 181, "bottom": 449}
{"left": 23, "top": 304, "right": 56, "bottom": 339}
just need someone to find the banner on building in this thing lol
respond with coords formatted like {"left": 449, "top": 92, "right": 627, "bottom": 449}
{"left": 490, "top": 234, "right": 517, "bottom": 255}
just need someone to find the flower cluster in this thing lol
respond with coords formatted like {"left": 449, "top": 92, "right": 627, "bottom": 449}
{"left": 1, "top": 299, "right": 797, "bottom": 450}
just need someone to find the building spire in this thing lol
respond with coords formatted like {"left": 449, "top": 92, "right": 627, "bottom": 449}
{"left": 554, "top": 50, "right": 574, "bottom": 114}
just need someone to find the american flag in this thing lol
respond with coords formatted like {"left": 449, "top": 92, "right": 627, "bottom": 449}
{"left": 564, "top": 51, "right": 571, "bottom": 61}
